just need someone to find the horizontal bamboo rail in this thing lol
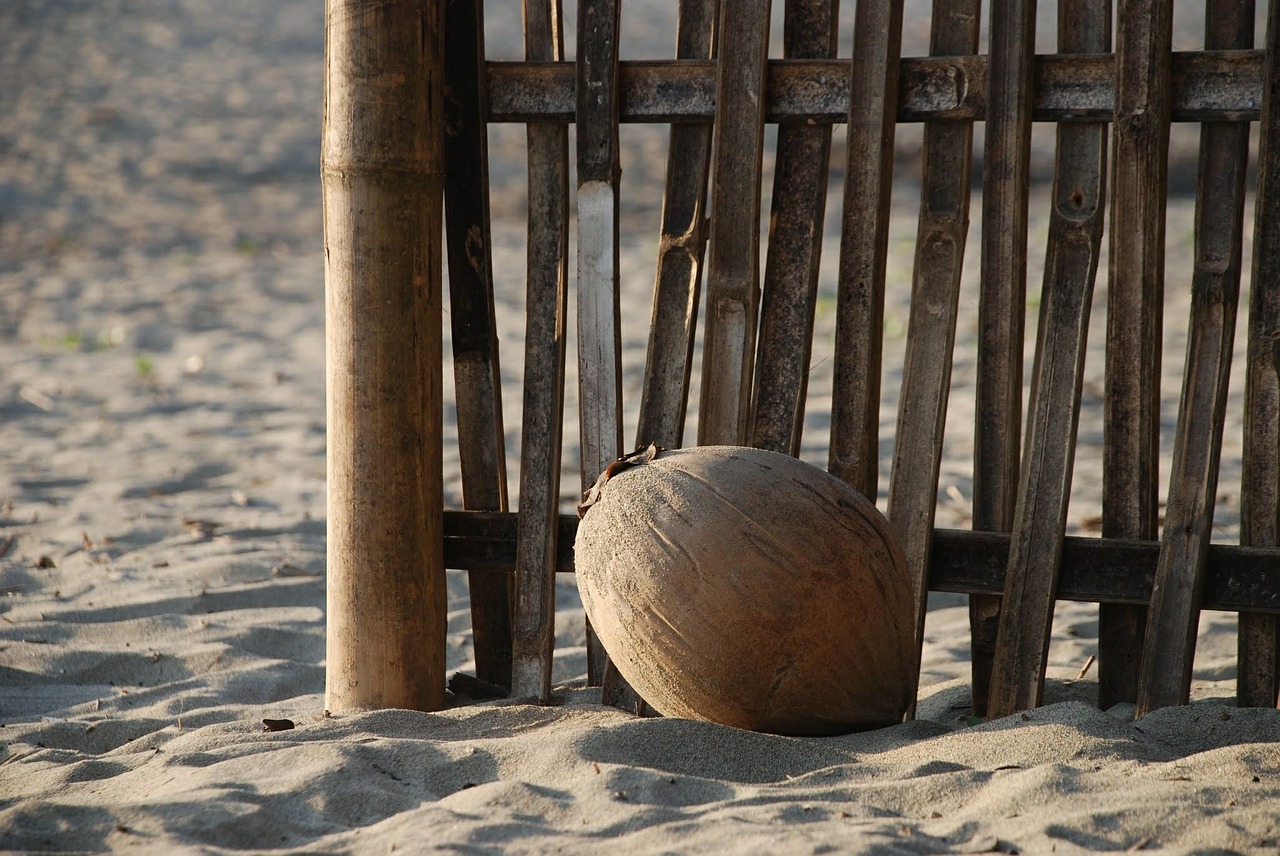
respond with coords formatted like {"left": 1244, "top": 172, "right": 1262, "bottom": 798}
{"left": 441, "top": 511, "right": 1280, "bottom": 615}
{"left": 486, "top": 51, "right": 1264, "bottom": 123}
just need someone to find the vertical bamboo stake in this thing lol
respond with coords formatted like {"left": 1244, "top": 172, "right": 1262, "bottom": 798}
{"left": 635, "top": 0, "right": 719, "bottom": 450}
{"left": 829, "top": 0, "right": 903, "bottom": 498}
{"left": 986, "top": 0, "right": 1110, "bottom": 720}
{"left": 1134, "top": 0, "right": 1253, "bottom": 718}
{"left": 1238, "top": 0, "right": 1280, "bottom": 710}
{"left": 577, "top": 0, "right": 624, "bottom": 686}
{"left": 750, "top": 0, "right": 838, "bottom": 456}
{"left": 697, "top": 0, "right": 772, "bottom": 446}
{"left": 444, "top": 0, "right": 512, "bottom": 690}
{"left": 1101, "top": 0, "right": 1172, "bottom": 710}
{"left": 511, "top": 0, "right": 570, "bottom": 702}
{"left": 886, "top": 0, "right": 979, "bottom": 717}
{"left": 323, "top": 0, "right": 446, "bottom": 712}
{"left": 969, "top": 0, "right": 1037, "bottom": 718}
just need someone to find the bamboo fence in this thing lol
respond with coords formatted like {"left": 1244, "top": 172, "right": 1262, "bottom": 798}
{"left": 323, "top": 0, "right": 1280, "bottom": 717}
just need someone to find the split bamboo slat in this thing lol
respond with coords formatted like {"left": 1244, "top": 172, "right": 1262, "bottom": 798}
{"left": 1100, "top": 0, "right": 1173, "bottom": 710}
{"left": 749, "top": 0, "right": 838, "bottom": 456}
{"left": 1239, "top": 0, "right": 1280, "bottom": 709}
{"left": 829, "top": 0, "right": 904, "bottom": 498}
{"left": 1136, "top": 0, "right": 1255, "bottom": 718}
{"left": 634, "top": 0, "right": 718, "bottom": 451}
{"left": 443, "top": 0, "right": 512, "bottom": 690}
{"left": 985, "top": 0, "right": 1110, "bottom": 720}
{"left": 969, "top": 0, "right": 1036, "bottom": 719}
{"left": 697, "top": 0, "right": 772, "bottom": 446}
{"left": 885, "top": 0, "right": 979, "bottom": 713}
{"left": 509, "top": 0, "right": 570, "bottom": 701}
{"left": 576, "top": 0, "right": 625, "bottom": 687}
{"left": 322, "top": 0, "right": 446, "bottom": 712}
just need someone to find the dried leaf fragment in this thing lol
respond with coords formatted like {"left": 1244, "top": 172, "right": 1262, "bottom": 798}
{"left": 577, "top": 443, "right": 663, "bottom": 518}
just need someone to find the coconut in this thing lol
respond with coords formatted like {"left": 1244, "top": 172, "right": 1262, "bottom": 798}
{"left": 574, "top": 445, "right": 916, "bottom": 736}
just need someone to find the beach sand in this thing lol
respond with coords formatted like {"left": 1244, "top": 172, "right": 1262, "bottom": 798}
{"left": 2, "top": 2, "right": 1278, "bottom": 853}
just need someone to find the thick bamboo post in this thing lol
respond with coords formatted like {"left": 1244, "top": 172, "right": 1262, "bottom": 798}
{"left": 322, "top": 0, "right": 446, "bottom": 712}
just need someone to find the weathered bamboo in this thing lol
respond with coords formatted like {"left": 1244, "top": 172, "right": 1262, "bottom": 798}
{"left": 577, "top": 0, "right": 624, "bottom": 686}
{"left": 437, "top": 0, "right": 1280, "bottom": 719}
{"left": 828, "top": 0, "right": 903, "bottom": 497}
{"left": 442, "top": 511, "right": 1280, "bottom": 614}
{"left": 510, "top": 0, "right": 570, "bottom": 702}
{"left": 485, "top": 52, "right": 1266, "bottom": 125}
{"left": 969, "top": 0, "right": 1037, "bottom": 719}
{"left": 985, "top": 0, "right": 1110, "bottom": 720}
{"left": 885, "top": 0, "right": 979, "bottom": 715}
{"left": 443, "top": 0, "right": 511, "bottom": 690}
{"left": 634, "top": 0, "right": 718, "bottom": 450}
{"left": 1239, "top": 0, "right": 1280, "bottom": 710}
{"left": 749, "top": 0, "right": 838, "bottom": 456}
{"left": 1100, "top": 0, "right": 1173, "bottom": 710}
{"left": 697, "top": 0, "right": 772, "bottom": 446}
{"left": 1134, "top": 0, "right": 1254, "bottom": 719}
{"left": 323, "top": 0, "right": 445, "bottom": 712}
{"left": 931, "top": 536, "right": 1280, "bottom": 613}
{"left": 613, "top": 0, "right": 720, "bottom": 719}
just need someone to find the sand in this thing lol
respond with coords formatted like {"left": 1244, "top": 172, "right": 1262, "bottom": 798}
{"left": 2, "top": 1, "right": 1278, "bottom": 853}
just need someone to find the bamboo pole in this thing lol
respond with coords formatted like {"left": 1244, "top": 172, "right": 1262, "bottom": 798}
{"left": 697, "top": 0, "right": 772, "bottom": 446}
{"left": 510, "top": 0, "right": 571, "bottom": 704}
{"left": 1238, "top": 0, "right": 1280, "bottom": 709}
{"left": 985, "top": 0, "right": 1110, "bottom": 720}
{"left": 576, "top": 0, "right": 625, "bottom": 687}
{"left": 1100, "top": 0, "right": 1173, "bottom": 710}
{"left": 887, "top": 0, "right": 979, "bottom": 717}
{"left": 828, "top": 0, "right": 903, "bottom": 497}
{"left": 1134, "top": 0, "right": 1253, "bottom": 719}
{"left": 968, "top": 0, "right": 1037, "bottom": 720}
{"left": 443, "top": 0, "right": 512, "bottom": 691}
{"left": 323, "top": 0, "right": 446, "bottom": 712}
{"left": 634, "top": 0, "right": 718, "bottom": 451}
{"left": 749, "top": 0, "right": 838, "bottom": 456}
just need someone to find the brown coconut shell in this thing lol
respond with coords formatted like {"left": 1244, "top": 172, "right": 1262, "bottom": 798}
{"left": 574, "top": 445, "right": 915, "bottom": 736}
